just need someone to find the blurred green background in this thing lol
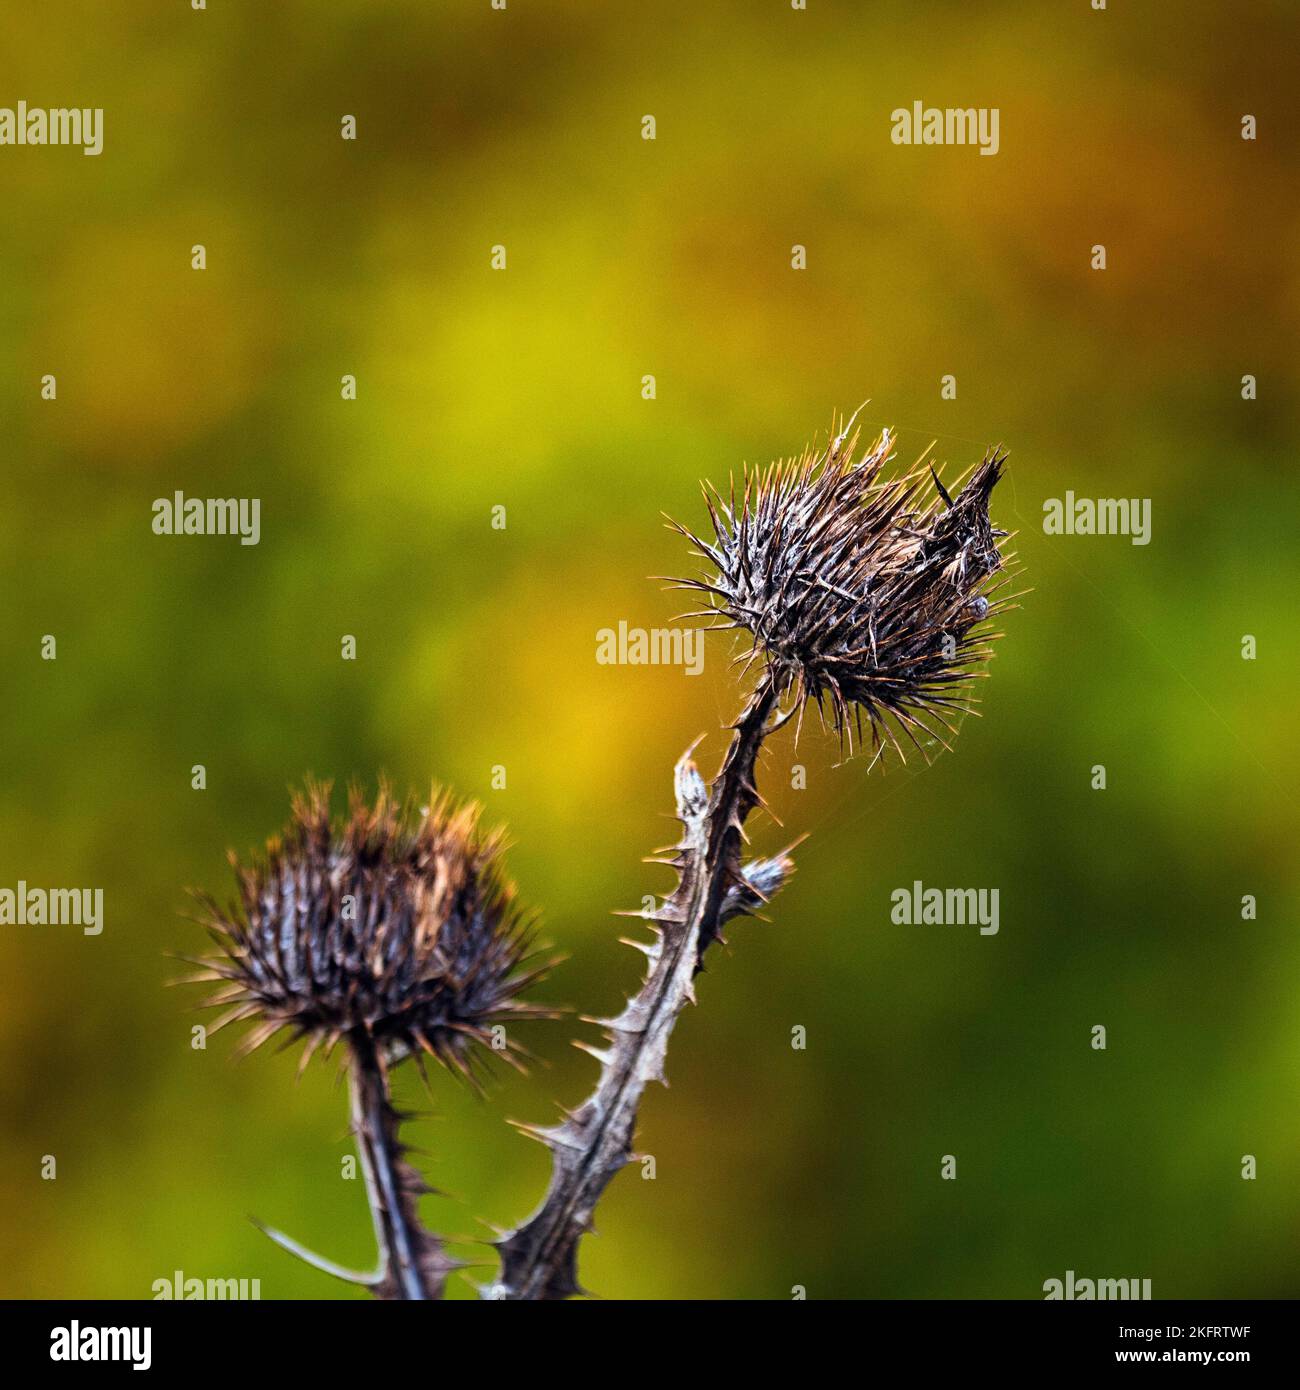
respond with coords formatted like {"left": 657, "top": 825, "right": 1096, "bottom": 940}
{"left": 1, "top": 1, "right": 1297, "bottom": 1300}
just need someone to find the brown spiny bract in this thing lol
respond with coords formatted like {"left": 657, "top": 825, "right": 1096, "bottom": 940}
{"left": 192, "top": 784, "right": 550, "bottom": 1084}
{"left": 672, "top": 416, "right": 1015, "bottom": 760}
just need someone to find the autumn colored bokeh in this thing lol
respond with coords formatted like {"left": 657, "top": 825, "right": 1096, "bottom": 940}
{"left": 1, "top": 1, "right": 1297, "bottom": 1298}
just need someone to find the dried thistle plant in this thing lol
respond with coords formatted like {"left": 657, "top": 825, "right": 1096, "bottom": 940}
{"left": 184, "top": 409, "right": 1016, "bottom": 1301}
{"left": 184, "top": 783, "right": 551, "bottom": 1299}
{"left": 490, "top": 410, "right": 1016, "bottom": 1299}
{"left": 671, "top": 413, "right": 1009, "bottom": 761}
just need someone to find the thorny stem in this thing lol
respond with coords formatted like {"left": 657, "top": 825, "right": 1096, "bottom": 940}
{"left": 254, "top": 1035, "right": 456, "bottom": 1296}
{"left": 694, "top": 676, "right": 781, "bottom": 956}
{"left": 492, "top": 674, "right": 783, "bottom": 1300}
{"left": 349, "top": 1033, "right": 444, "bottom": 1300}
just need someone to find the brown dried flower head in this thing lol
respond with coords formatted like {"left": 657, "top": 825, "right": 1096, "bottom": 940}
{"left": 191, "top": 784, "right": 550, "bottom": 1084}
{"left": 671, "top": 412, "right": 1015, "bottom": 761}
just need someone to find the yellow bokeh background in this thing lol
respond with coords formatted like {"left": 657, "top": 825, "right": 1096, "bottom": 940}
{"left": 0, "top": 1, "right": 1297, "bottom": 1298}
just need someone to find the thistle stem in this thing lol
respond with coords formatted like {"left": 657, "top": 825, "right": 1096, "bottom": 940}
{"left": 348, "top": 1033, "right": 444, "bottom": 1300}
{"left": 694, "top": 676, "right": 781, "bottom": 958}
{"left": 493, "top": 675, "right": 782, "bottom": 1299}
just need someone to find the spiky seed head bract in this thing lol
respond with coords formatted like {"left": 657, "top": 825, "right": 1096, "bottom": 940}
{"left": 191, "top": 783, "right": 551, "bottom": 1085}
{"left": 671, "top": 415, "right": 1014, "bottom": 761}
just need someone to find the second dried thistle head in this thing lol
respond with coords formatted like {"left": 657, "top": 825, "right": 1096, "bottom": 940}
{"left": 192, "top": 783, "right": 551, "bottom": 1085}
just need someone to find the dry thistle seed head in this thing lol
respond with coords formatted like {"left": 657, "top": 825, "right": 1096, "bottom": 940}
{"left": 671, "top": 413, "right": 1014, "bottom": 761}
{"left": 191, "top": 783, "right": 552, "bottom": 1085}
